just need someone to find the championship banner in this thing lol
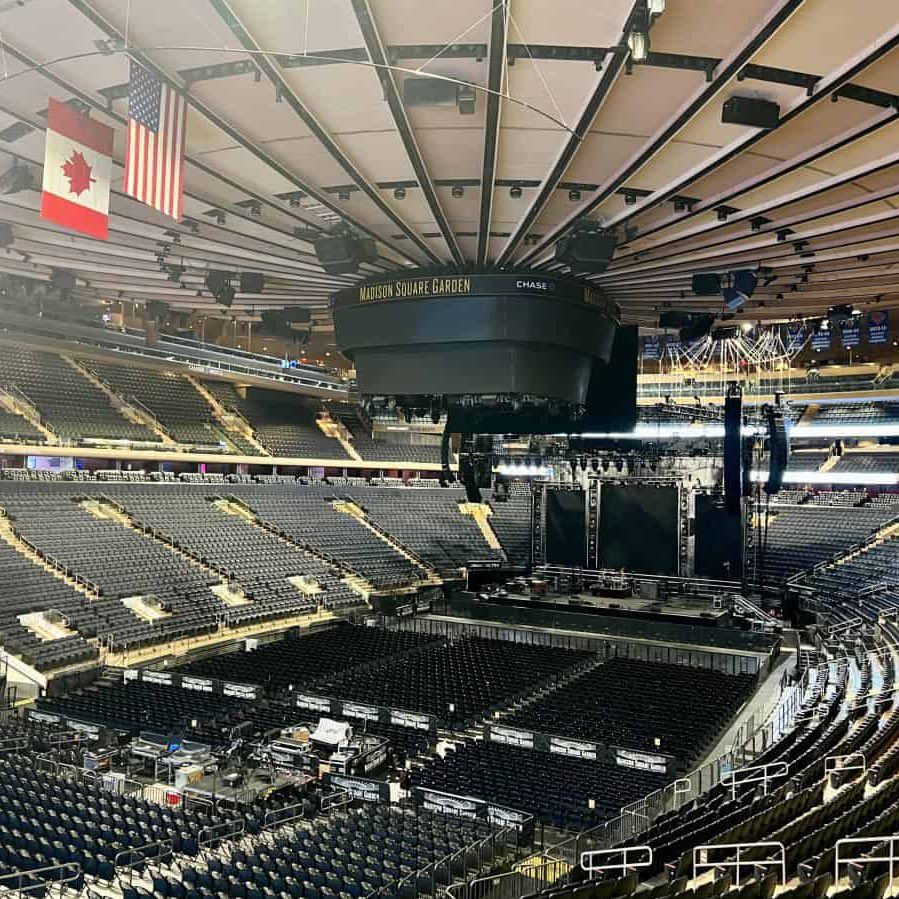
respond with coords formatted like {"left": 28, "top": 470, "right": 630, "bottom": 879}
{"left": 786, "top": 323, "right": 806, "bottom": 353}
{"left": 840, "top": 317, "right": 861, "bottom": 348}
{"left": 811, "top": 328, "right": 832, "bottom": 351}
{"left": 41, "top": 98, "right": 113, "bottom": 239}
{"left": 868, "top": 310, "right": 890, "bottom": 345}
{"left": 664, "top": 337, "right": 682, "bottom": 358}
{"left": 642, "top": 336, "right": 661, "bottom": 359}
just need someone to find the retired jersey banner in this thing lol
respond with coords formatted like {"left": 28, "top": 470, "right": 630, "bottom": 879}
{"left": 868, "top": 310, "right": 890, "bottom": 345}
{"left": 41, "top": 98, "right": 113, "bottom": 239}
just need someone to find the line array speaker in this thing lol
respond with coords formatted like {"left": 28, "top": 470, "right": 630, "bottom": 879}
{"left": 765, "top": 405, "right": 790, "bottom": 495}
{"left": 724, "top": 385, "right": 743, "bottom": 516}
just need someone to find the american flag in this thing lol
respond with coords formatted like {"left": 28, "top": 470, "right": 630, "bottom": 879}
{"left": 124, "top": 61, "right": 187, "bottom": 220}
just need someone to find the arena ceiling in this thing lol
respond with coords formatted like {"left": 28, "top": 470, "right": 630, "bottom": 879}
{"left": 0, "top": 0, "right": 897, "bottom": 327}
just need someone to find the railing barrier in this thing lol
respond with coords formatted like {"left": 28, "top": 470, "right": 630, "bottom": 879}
{"left": 0, "top": 862, "right": 82, "bottom": 897}
{"left": 115, "top": 840, "right": 173, "bottom": 884}
{"left": 721, "top": 761, "right": 789, "bottom": 800}
{"left": 581, "top": 846, "right": 652, "bottom": 879}
{"left": 693, "top": 842, "right": 786, "bottom": 885}
{"left": 199, "top": 819, "right": 245, "bottom": 848}
{"left": 835, "top": 837, "right": 899, "bottom": 888}
{"left": 320, "top": 788, "right": 353, "bottom": 812}
{"left": 825, "top": 753, "right": 866, "bottom": 781}
{"left": 263, "top": 801, "right": 308, "bottom": 830}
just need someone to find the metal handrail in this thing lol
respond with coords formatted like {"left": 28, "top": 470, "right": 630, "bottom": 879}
{"left": 581, "top": 846, "right": 652, "bottom": 878}
{"left": 825, "top": 753, "right": 867, "bottom": 780}
{"left": 320, "top": 788, "right": 353, "bottom": 811}
{"left": 835, "top": 836, "right": 899, "bottom": 888}
{"left": 721, "top": 761, "right": 789, "bottom": 800}
{"left": 693, "top": 841, "right": 786, "bottom": 884}
{"left": 263, "top": 801, "right": 307, "bottom": 830}
{"left": 198, "top": 819, "right": 245, "bottom": 847}
{"left": 114, "top": 839, "right": 173, "bottom": 884}
{"left": 0, "top": 862, "right": 82, "bottom": 897}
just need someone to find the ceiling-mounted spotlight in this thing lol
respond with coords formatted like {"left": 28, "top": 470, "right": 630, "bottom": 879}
{"left": 647, "top": 0, "right": 665, "bottom": 13}
{"left": 601, "top": 459, "right": 610, "bottom": 472}
{"left": 623, "top": 191, "right": 637, "bottom": 206}
{"left": 510, "top": 184, "right": 523, "bottom": 199}
{"left": 337, "top": 189, "right": 351, "bottom": 201}
{"left": 627, "top": 29, "right": 649, "bottom": 62}
{"left": 451, "top": 185, "right": 464, "bottom": 199}
{"left": 394, "top": 187, "right": 406, "bottom": 200}
{"left": 590, "top": 458, "right": 599, "bottom": 473}
{"left": 249, "top": 202, "right": 262, "bottom": 216}
{"left": 627, "top": 2, "right": 651, "bottom": 63}
{"left": 568, "top": 189, "right": 581, "bottom": 202}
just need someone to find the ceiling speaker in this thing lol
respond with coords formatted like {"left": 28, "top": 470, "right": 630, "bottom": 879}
{"left": 50, "top": 268, "right": 76, "bottom": 291}
{"left": 722, "top": 95, "right": 780, "bottom": 129}
{"left": 554, "top": 221, "right": 617, "bottom": 273}
{"left": 313, "top": 234, "right": 378, "bottom": 275}
{"left": 239, "top": 272, "right": 265, "bottom": 293}
{"left": 403, "top": 78, "right": 459, "bottom": 108}
{"left": 691, "top": 273, "right": 721, "bottom": 296}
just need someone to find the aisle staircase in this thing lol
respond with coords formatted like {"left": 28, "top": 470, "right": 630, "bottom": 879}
{"left": 459, "top": 502, "right": 506, "bottom": 559}
{"left": 221, "top": 493, "right": 380, "bottom": 598}
{"left": 0, "top": 385, "right": 57, "bottom": 444}
{"left": 66, "top": 357, "right": 173, "bottom": 444}
{"left": 320, "top": 413, "right": 362, "bottom": 461}
{"left": 331, "top": 499, "right": 442, "bottom": 586}
{"left": 189, "top": 377, "right": 270, "bottom": 456}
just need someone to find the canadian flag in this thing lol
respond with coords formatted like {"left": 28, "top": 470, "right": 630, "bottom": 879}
{"left": 40, "top": 98, "right": 114, "bottom": 240}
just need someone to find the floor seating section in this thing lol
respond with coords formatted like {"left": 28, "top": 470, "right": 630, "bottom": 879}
{"left": 312, "top": 635, "right": 592, "bottom": 725}
{"left": 36, "top": 677, "right": 295, "bottom": 745}
{"left": 168, "top": 804, "right": 501, "bottom": 899}
{"left": 0, "top": 537, "right": 97, "bottom": 671}
{"left": 178, "top": 623, "right": 436, "bottom": 694}
{"left": 749, "top": 504, "right": 896, "bottom": 583}
{"left": 0, "top": 347, "right": 155, "bottom": 443}
{"left": 411, "top": 738, "right": 667, "bottom": 830}
{"left": 0, "top": 753, "right": 230, "bottom": 885}
{"left": 84, "top": 361, "right": 226, "bottom": 448}
{"left": 205, "top": 385, "right": 348, "bottom": 459}
{"left": 506, "top": 657, "right": 756, "bottom": 765}
{"left": 0, "top": 408, "right": 43, "bottom": 443}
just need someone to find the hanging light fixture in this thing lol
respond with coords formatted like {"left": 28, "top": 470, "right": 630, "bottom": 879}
{"left": 627, "top": 28, "right": 649, "bottom": 62}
